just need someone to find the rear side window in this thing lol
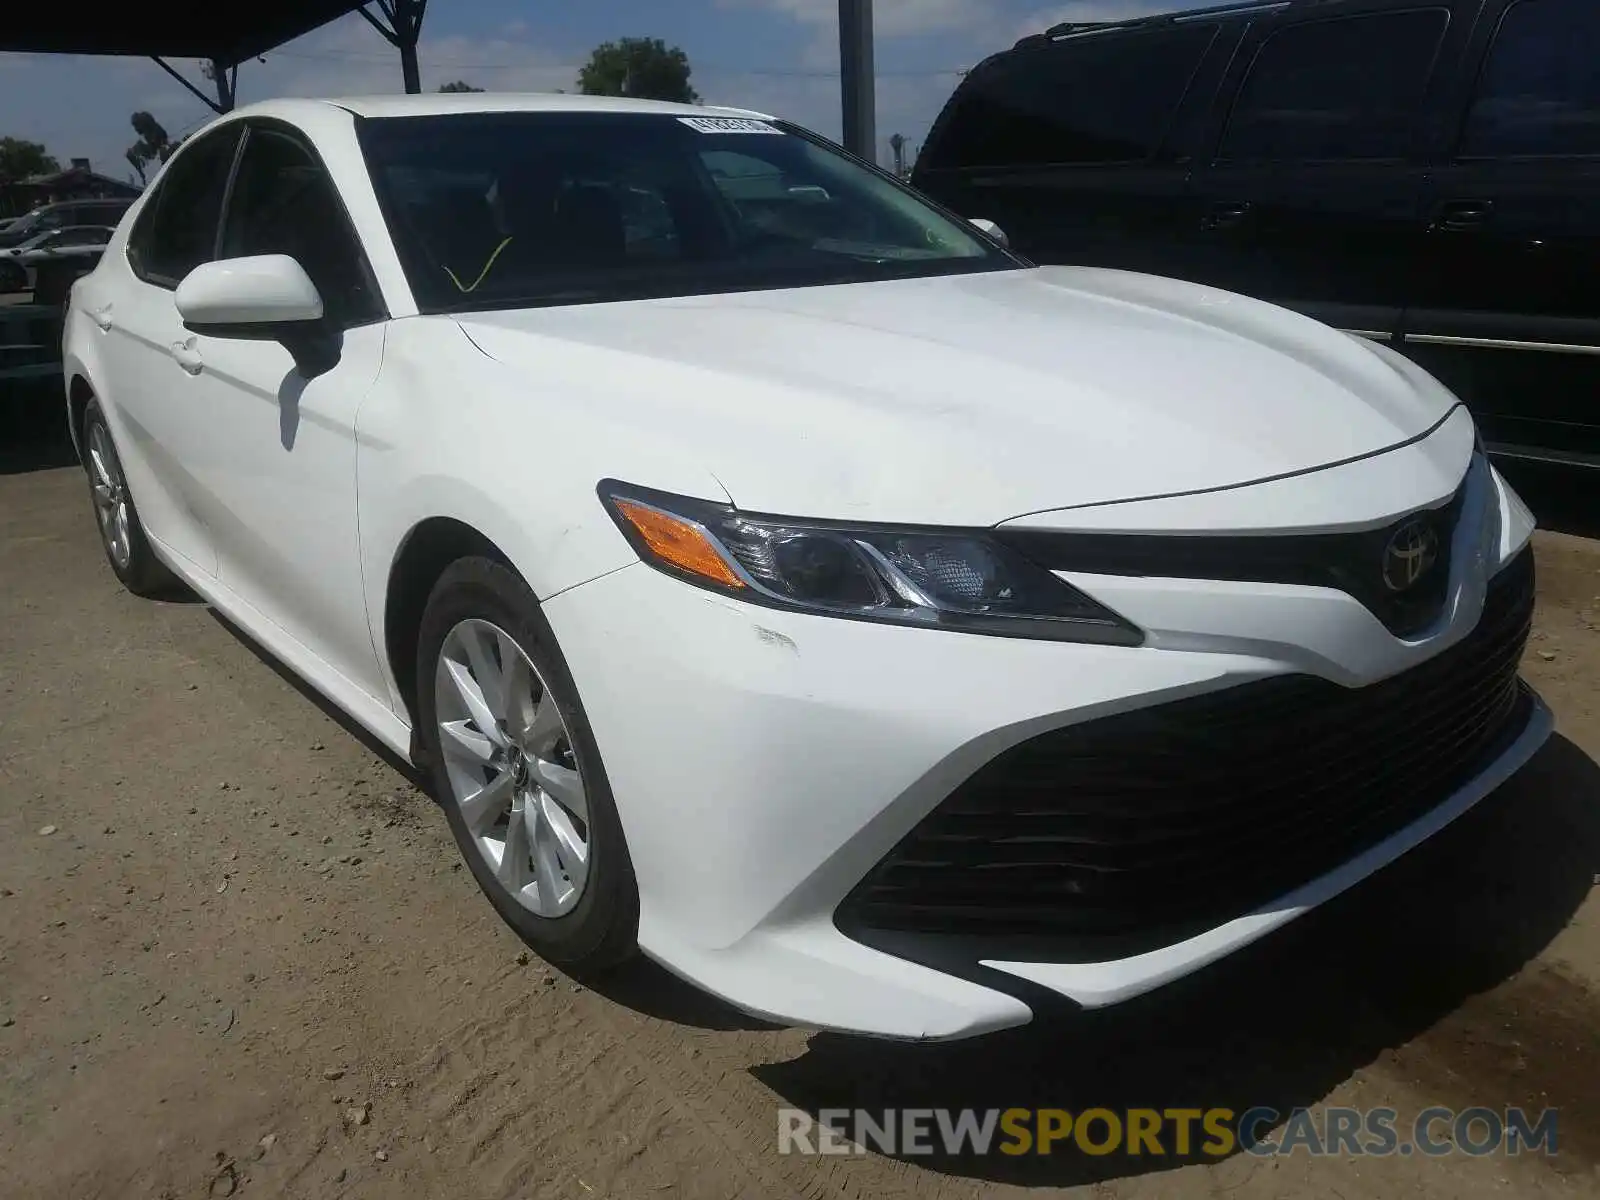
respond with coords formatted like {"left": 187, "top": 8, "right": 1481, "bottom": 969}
{"left": 1219, "top": 9, "right": 1450, "bottom": 161}
{"left": 919, "top": 25, "right": 1218, "bottom": 170}
{"left": 126, "top": 126, "right": 242, "bottom": 287}
{"left": 1461, "top": 0, "right": 1600, "bottom": 157}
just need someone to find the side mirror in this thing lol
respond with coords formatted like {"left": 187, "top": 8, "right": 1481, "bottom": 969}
{"left": 969, "top": 217, "right": 1009, "bottom": 248}
{"left": 176, "top": 255, "right": 339, "bottom": 376}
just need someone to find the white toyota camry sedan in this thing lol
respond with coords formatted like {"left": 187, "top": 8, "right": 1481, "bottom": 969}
{"left": 63, "top": 94, "right": 1548, "bottom": 1041}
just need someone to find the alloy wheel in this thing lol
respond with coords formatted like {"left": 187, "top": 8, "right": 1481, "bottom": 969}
{"left": 87, "top": 422, "right": 132, "bottom": 570}
{"left": 433, "top": 618, "right": 591, "bottom": 917}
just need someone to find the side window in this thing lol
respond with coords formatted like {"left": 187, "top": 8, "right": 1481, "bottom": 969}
{"left": 126, "top": 126, "right": 242, "bottom": 287}
{"left": 220, "top": 127, "right": 382, "bottom": 327}
{"left": 919, "top": 25, "right": 1218, "bottom": 170}
{"left": 1218, "top": 10, "right": 1450, "bottom": 161}
{"left": 1461, "top": 0, "right": 1600, "bottom": 158}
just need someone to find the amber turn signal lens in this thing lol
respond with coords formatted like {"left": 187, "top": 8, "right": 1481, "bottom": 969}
{"left": 613, "top": 499, "right": 746, "bottom": 589}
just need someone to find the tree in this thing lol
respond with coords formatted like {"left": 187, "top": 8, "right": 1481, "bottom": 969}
{"left": 578, "top": 38, "right": 698, "bottom": 103}
{"left": 438, "top": 80, "right": 484, "bottom": 93}
{"left": 126, "top": 112, "right": 176, "bottom": 185}
{"left": 0, "top": 137, "right": 59, "bottom": 183}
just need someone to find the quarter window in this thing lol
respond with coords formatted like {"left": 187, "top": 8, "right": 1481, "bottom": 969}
{"left": 1460, "top": 0, "right": 1600, "bottom": 158}
{"left": 919, "top": 25, "right": 1218, "bottom": 170}
{"left": 126, "top": 126, "right": 242, "bottom": 286}
{"left": 1218, "top": 10, "right": 1450, "bottom": 161}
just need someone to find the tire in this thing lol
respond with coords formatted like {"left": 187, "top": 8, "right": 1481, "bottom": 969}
{"left": 415, "top": 556, "right": 639, "bottom": 972}
{"left": 82, "top": 400, "right": 178, "bottom": 597}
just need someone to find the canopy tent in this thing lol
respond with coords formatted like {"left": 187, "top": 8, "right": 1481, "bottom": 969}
{"left": 2, "top": 1, "right": 876, "bottom": 153}
{"left": 1, "top": 0, "right": 427, "bottom": 112}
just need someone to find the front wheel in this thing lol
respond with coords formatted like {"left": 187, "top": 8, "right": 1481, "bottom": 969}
{"left": 415, "top": 556, "right": 639, "bottom": 972}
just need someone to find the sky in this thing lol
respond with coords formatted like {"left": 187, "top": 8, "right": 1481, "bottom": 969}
{"left": 0, "top": 0, "right": 1211, "bottom": 182}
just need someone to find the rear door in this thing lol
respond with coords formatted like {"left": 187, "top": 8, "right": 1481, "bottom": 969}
{"left": 1188, "top": 2, "right": 1476, "bottom": 339}
{"left": 910, "top": 20, "right": 1234, "bottom": 278}
{"left": 95, "top": 123, "right": 244, "bottom": 578}
{"left": 1403, "top": 0, "right": 1600, "bottom": 464}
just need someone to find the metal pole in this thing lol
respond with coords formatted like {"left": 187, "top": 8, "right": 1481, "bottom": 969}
{"left": 839, "top": 0, "right": 876, "bottom": 162}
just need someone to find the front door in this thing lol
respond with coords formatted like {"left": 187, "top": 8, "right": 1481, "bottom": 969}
{"left": 1187, "top": 1, "right": 1473, "bottom": 339}
{"left": 1403, "top": 0, "right": 1600, "bottom": 464}
{"left": 187, "top": 120, "right": 393, "bottom": 700}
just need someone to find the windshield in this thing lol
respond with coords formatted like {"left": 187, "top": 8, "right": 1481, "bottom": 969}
{"left": 356, "top": 111, "right": 1015, "bottom": 313}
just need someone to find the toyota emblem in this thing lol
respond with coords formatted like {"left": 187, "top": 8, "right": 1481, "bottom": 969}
{"left": 1381, "top": 518, "right": 1440, "bottom": 593}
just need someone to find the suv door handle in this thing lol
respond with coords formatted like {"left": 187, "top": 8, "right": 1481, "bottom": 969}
{"left": 1430, "top": 200, "right": 1494, "bottom": 232}
{"left": 171, "top": 338, "right": 203, "bottom": 375}
{"left": 87, "top": 303, "right": 113, "bottom": 332}
{"left": 1201, "top": 200, "right": 1252, "bottom": 231}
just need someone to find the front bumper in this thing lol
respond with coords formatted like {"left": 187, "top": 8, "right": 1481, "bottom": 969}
{"left": 541, "top": 450, "right": 1545, "bottom": 1040}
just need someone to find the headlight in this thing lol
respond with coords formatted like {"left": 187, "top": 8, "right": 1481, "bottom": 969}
{"left": 598, "top": 481, "right": 1142, "bottom": 645}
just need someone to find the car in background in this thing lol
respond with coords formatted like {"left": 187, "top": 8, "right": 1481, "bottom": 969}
{"left": 912, "top": 0, "right": 1600, "bottom": 470}
{"left": 0, "top": 198, "right": 133, "bottom": 249}
{"left": 62, "top": 94, "right": 1545, "bottom": 1041}
{"left": 0, "top": 225, "right": 115, "bottom": 292}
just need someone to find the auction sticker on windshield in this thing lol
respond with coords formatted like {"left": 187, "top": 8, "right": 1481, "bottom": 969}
{"left": 678, "top": 116, "right": 782, "bottom": 134}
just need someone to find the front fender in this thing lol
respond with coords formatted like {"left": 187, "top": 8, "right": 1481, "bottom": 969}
{"left": 356, "top": 317, "right": 729, "bottom": 715}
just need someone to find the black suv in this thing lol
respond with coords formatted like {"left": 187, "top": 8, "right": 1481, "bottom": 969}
{"left": 913, "top": 0, "right": 1600, "bottom": 468}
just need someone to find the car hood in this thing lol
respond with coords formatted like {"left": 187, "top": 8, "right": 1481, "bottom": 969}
{"left": 455, "top": 265, "right": 1456, "bottom": 526}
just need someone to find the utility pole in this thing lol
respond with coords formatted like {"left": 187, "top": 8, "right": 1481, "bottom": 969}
{"left": 361, "top": 0, "right": 430, "bottom": 94}
{"left": 839, "top": 0, "right": 876, "bottom": 161}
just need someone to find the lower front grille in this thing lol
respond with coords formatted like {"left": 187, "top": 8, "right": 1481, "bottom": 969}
{"left": 837, "top": 548, "right": 1537, "bottom": 962}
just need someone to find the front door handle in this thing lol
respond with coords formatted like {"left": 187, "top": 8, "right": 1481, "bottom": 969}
{"left": 1430, "top": 199, "right": 1494, "bottom": 232}
{"left": 1201, "top": 200, "right": 1252, "bottom": 231}
{"left": 171, "top": 338, "right": 203, "bottom": 375}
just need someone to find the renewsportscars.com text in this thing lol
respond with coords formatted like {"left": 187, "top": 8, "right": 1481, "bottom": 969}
{"left": 777, "top": 1106, "right": 1558, "bottom": 1158}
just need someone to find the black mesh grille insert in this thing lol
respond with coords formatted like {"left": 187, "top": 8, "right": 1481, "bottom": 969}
{"left": 837, "top": 548, "right": 1537, "bottom": 961}
{"left": 994, "top": 479, "right": 1468, "bottom": 638}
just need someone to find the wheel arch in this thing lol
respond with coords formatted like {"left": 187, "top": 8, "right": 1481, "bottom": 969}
{"left": 67, "top": 374, "right": 95, "bottom": 462}
{"left": 383, "top": 516, "right": 515, "bottom": 743}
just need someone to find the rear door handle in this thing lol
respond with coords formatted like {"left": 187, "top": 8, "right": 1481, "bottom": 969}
{"left": 1430, "top": 200, "right": 1494, "bottom": 232}
{"left": 1201, "top": 201, "right": 1252, "bottom": 231}
{"left": 87, "top": 303, "right": 113, "bottom": 332}
{"left": 171, "top": 338, "right": 203, "bottom": 375}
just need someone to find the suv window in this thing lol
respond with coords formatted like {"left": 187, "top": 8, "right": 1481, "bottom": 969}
{"left": 1461, "top": 0, "right": 1600, "bottom": 157}
{"left": 83, "top": 203, "right": 129, "bottom": 226}
{"left": 220, "top": 126, "right": 382, "bottom": 327}
{"left": 1219, "top": 9, "right": 1450, "bottom": 161}
{"left": 46, "top": 227, "right": 111, "bottom": 248}
{"left": 919, "top": 25, "right": 1218, "bottom": 170}
{"left": 127, "top": 125, "right": 242, "bottom": 286}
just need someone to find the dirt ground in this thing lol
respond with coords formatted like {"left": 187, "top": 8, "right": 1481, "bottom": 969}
{"left": 3, "top": 428, "right": 1600, "bottom": 1200}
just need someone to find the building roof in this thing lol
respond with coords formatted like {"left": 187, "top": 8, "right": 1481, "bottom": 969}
{"left": 20, "top": 167, "right": 141, "bottom": 196}
{"left": 1, "top": 0, "right": 368, "bottom": 65}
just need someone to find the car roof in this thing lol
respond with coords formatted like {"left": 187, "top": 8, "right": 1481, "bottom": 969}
{"left": 1012, "top": 0, "right": 1400, "bottom": 49}
{"left": 228, "top": 93, "right": 775, "bottom": 123}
